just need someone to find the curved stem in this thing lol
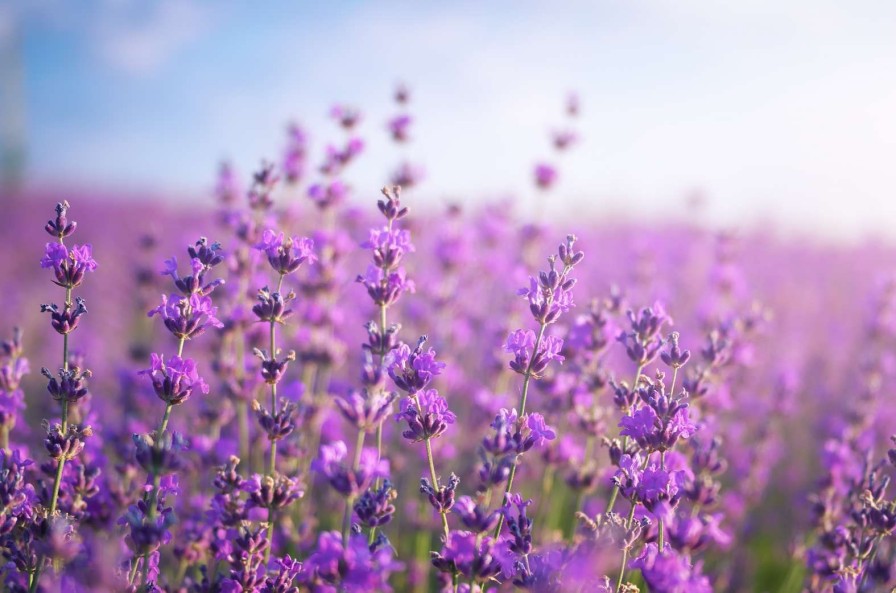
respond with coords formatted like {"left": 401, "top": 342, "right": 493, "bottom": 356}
{"left": 424, "top": 437, "right": 450, "bottom": 539}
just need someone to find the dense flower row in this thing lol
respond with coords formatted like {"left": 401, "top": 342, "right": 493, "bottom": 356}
{"left": 0, "top": 89, "right": 894, "bottom": 593}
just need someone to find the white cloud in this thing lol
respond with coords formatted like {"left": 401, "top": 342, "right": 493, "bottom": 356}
{"left": 91, "top": 0, "right": 211, "bottom": 75}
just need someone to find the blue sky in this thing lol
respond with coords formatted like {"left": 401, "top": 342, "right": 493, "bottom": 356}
{"left": 4, "top": 0, "right": 896, "bottom": 238}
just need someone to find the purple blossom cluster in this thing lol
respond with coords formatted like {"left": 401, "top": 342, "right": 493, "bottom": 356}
{"left": 1, "top": 90, "right": 895, "bottom": 593}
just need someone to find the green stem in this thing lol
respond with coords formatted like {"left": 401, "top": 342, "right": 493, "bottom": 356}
{"left": 141, "top": 336, "right": 186, "bottom": 586}
{"left": 344, "top": 430, "right": 367, "bottom": 542}
{"left": 424, "top": 437, "right": 450, "bottom": 539}
{"left": 31, "top": 287, "right": 75, "bottom": 592}
{"left": 615, "top": 503, "right": 639, "bottom": 592}
{"left": 493, "top": 321, "right": 548, "bottom": 539}
{"left": 603, "top": 363, "right": 644, "bottom": 521}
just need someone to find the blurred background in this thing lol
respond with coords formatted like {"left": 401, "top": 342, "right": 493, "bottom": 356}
{"left": 2, "top": 0, "right": 896, "bottom": 237}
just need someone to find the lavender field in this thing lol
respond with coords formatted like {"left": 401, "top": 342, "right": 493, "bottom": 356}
{"left": 1, "top": 87, "right": 895, "bottom": 593}
{"left": 4, "top": 2, "right": 896, "bottom": 590}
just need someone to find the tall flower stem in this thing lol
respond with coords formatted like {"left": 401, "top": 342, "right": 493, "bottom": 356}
{"left": 614, "top": 503, "right": 639, "bottom": 592}
{"left": 140, "top": 335, "right": 186, "bottom": 586}
{"left": 373, "top": 300, "right": 389, "bottom": 491}
{"left": 263, "top": 273, "right": 285, "bottom": 566}
{"left": 493, "top": 321, "right": 547, "bottom": 539}
{"left": 31, "top": 278, "right": 75, "bottom": 593}
{"left": 48, "top": 286, "right": 73, "bottom": 516}
{"left": 603, "top": 362, "right": 645, "bottom": 520}
{"left": 343, "top": 429, "right": 368, "bottom": 542}
{"left": 424, "top": 435, "right": 450, "bottom": 539}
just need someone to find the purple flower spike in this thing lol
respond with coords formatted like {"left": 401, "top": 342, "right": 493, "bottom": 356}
{"left": 533, "top": 163, "right": 558, "bottom": 190}
{"left": 395, "top": 389, "right": 456, "bottom": 442}
{"left": 148, "top": 293, "right": 224, "bottom": 341}
{"left": 138, "top": 353, "right": 209, "bottom": 406}
{"left": 40, "top": 243, "right": 98, "bottom": 288}
{"left": 628, "top": 543, "right": 712, "bottom": 593}
{"left": 505, "top": 330, "right": 564, "bottom": 378}
{"left": 312, "top": 442, "right": 389, "bottom": 498}
{"left": 387, "top": 337, "right": 445, "bottom": 395}
{"left": 256, "top": 230, "right": 317, "bottom": 276}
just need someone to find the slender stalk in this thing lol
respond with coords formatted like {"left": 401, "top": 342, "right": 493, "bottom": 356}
{"left": 31, "top": 285, "right": 74, "bottom": 593}
{"left": 140, "top": 336, "right": 186, "bottom": 586}
{"left": 615, "top": 503, "right": 639, "bottom": 592}
{"left": 373, "top": 302, "right": 389, "bottom": 491}
{"left": 492, "top": 321, "right": 548, "bottom": 539}
{"left": 262, "top": 275, "right": 285, "bottom": 566}
{"left": 344, "top": 429, "right": 367, "bottom": 542}
{"left": 657, "top": 451, "right": 666, "bottom": 550}
{"left": 603, "top": 363, "right": 645, "bottom": 520}
{"left": 424, "top": 437, "right": 450, "bottom": 539}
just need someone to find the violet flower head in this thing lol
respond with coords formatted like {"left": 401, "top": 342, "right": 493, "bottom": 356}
{"left": 138, "top": 353, "right": 209, "bottom": 406}
{"left": 308, "top": 179, "right": 349, "bottom": 210}
{"left": 253, "top": 287, "right": 295, "bottom": 324}
{"left": 40, "top": 243, "right": 98, "bottom": 288}
{"left": 505, "top": 329, "right": 564, "bottom": 378}
{"left": 420, "top": 473, "right": 460, "bottom": 513}
{"left": 256, "top": 230, "right": 317, "bottom": 276}
{"left": 363, "top": 226, "right": 415, "bottom": 270}
{"left": 282, "top": 122, "right": 308, "bottom": 184}
{"left": 215, "top": 161, "right": 240, "bottom": 205}
{"left": 263, "top": 555, "right": 303, "bottom": 593}
{"left": 311, "top": 441, "right": 389, "bottom": 498}
{"left": 432, "top": 531, "right": 503, "bottom": 582}
{"left": 661, "top": 331, "right": 691, "bottom": 370}
{"left": 395, "top": 389, "right": 456, "bottom": 442}
{"left": 501, "top": 493, "right": 533, "bottom": 555}
{"left": 161, "top": 256, "right": 225, "bottom": 298}
{"left": 253, "top": 399, "right": 298, "bottom": 442}
{"left": 148, "top": 293, "right": 224, "bottom": 341}
{"left": 618, "top": 303, "right": 672, "bottom": 366}
{"left": 619, "top": 387, "right": 697, "bottom": 452}
{"left": 0, "top": 327, "right": 28, "bottom": 392}
{"left": 44, "top": 423, "right": 92, "bottom": 461}
{"left": 636, "top": 466, "right": 687, "bottom": 514}
{"left": 518, "top": 235, "right": 583, "bottom": 324}
{"left": 533, "top": 162, "right": 558, "bottom": 191}
{"left": 39, "top": 298, "right": 88, "bottom": 335}
{"left": 41, "top": 366, "right": 91, "bottom": 404}
{"left": 628, "top": 543, "right": 712, "bottom": 593}
{"left": 357, "top": 265, "right": 415, "bottom": 307}
{"left": 300, "top": 530, "right": 400, "bottom": 592}
{"left": 254, "top": 348, "right": 296, "bottom": 385}
{"left": 248, "top": 161, "right": 279, "bottom": 210}
{"left": 0, "top": 449, "right": 34, "bottom": 533}
{"left": 133, "top": 431, "right": 189, "bottom": 476}
{"left": 336, "top": 389, "right": 397, "bottom": 433}
{"left": 44, "top": 200, "right": 77, "bottom": 239}
{"left": 485, "top": 409, "right": 556, "bottom": 455}
{"left": 330, "top": 104, "right": 362, "bottom": 130}
{"left": 243, "top": 473, "right": 304, "bottom": 516}
{"left": 376, "top": 185, "right": 409, "bottom": 222}
{"left": 454, "top": 496, "right": 501, "bottom": 533}
{"left": 552, "top": 129, "right": 579, "bottom": 151}
{"left": 354, "top": 480, "right": 397, "bottom": 528}
{"left": 387, "top": 114, "right": 413, "bottom": 143}
{"left": 387, "top": 337, "right": 445, "bottom": 395}
{"left": 613, "top": 452, "right": 645, "bottom": 500}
